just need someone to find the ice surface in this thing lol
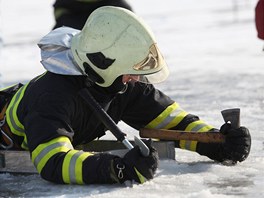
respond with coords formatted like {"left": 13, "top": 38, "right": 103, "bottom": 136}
{"left": 0, "top": 0, "right": 263, "bottom": 197}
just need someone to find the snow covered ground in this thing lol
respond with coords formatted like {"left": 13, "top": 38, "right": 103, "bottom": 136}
{"left": 0, "top": 0, "right": 263, "bottom": 197}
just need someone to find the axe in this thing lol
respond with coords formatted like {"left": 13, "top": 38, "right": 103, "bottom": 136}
{"left": 221, "top": 108, "right": 240, "bottom": 129}
{"left": 140, "top": 108, "right": 241, "bottom": 143}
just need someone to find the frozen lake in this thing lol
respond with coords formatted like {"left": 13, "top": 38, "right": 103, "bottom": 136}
{"left": 0, "top": 0, "right": 263, "bottom": 197}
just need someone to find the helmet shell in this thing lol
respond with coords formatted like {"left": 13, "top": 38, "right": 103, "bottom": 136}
{"left": 71, "top": 6, "right": 166, "bottom": 87}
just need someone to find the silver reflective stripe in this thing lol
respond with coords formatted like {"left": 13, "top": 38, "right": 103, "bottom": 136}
{"left": 191, "top": 123, "right": 209, "bottom": 132}
{"left": 33, "top": 142, "right": 73, "bottom": 167}
{"left": 184, "top": 123, "right": 210, "bottom": 150}
{"left": 155, "top": 107, "right": 184, "bottom": 129}
{"left": 69, "top": 151, "right": 84, "bottom": 183}
{"left": 185, "top": 141, "right": 192, "bottom": 150}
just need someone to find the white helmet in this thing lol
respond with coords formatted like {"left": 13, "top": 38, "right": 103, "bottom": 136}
{"left": 71, "top": 6, "right": 169, "bottom": 87}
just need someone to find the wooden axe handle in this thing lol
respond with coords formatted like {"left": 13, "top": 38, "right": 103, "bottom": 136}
{"left": 139, "top": 128, "right": 225, "bottom": 143}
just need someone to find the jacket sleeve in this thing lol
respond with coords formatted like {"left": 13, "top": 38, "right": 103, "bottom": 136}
{"left": 21, "top": 91, "right": 116, "bottom": 184}
{"left": 120, "top": 83, "right": 216, "bottom": 152}
{"left": 31, "top": 136, "right": 117, "bottom": 184}
{"left": 145, "top": 102, "right": 216, "bottom": 152}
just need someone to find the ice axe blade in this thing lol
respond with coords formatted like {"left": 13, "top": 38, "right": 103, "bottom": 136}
{"left": 221, "top": 108, "right": 240, "bottom": 128}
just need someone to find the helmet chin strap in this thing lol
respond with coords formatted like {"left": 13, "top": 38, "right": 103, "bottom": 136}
{"left": 117, "top": 83, "right": 128, "bottom": 94}
{"left": 92, "top": 76, "right": 128, "bottom": 95}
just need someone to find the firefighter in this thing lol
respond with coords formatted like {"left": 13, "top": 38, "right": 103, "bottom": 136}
{"left": 0, "top": 7, "right": 251, "bottom": 185}
{"left": 255, "top": 0, "right": 264, "bottom": 50}
{"left": 53, "top": 0, "right": 133, "bottom": 30}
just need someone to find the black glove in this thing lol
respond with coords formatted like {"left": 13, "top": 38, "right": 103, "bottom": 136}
{"left": 110, "top": 139, "right": 159, "bottom": 184}
{"left": 197, "top": 124, "right": 251, "bottom": 165}
{"left": 219, "top": 123, "right": 251, "bottom": 163}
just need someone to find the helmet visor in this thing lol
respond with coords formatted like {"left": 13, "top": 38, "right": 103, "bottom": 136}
{"left": 143, "top": 64, "right": 169, "bottom": 84}
{"left": 133, "top": 44, "right": 169, "bottom": 84}
{"left": 133, "top": 44, "right": 163, "bottom": 71}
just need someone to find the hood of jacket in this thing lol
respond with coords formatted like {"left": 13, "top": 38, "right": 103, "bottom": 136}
{"left": 38, "top": 27, "right": 84, "bottom": 75}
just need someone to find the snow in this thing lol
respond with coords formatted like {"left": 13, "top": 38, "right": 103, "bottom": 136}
{"left": 0, "top": 0, "right": 264, "bottom": 197}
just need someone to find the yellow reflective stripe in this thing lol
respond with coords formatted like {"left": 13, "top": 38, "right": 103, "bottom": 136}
{"left": 32, "top": 137, "right": 73, "bottom": 173}
{"left": 164, "top": 111, "right": 189, "bottom": 129}
{"left": 180, "top": 121, "right": 214, "bottom": 151}
{"left": 5, "top": 72, "right": 47, "bottom": 149}
{"left": 6, "top": 72, "right": 47, "bottom": 135}
{"left": 63, "top": 150, "right": 79, "bottom": 184}
{"left": 146, "top": 103, "right": 179, "bottom": 128}
{"left": 146, "top": 102, "right": 190, "bottom": 130}
{"left": 198, "top": 125, "right": 214, "bottom": 132}
{"left": 185, "top": 120, "right": 209, "bottom": 132}
{"left": 180, "top": 138, "right": 198, "bottom": 151}
{"left": 156, "top": 106, "right": 187, "bottom": 129}
{"left": 6, "top": 84, "right": 29, "bottom": 149}
{"left": 34, "top": 72, "right": 47, "bottom": 82}
{"left": 0, "top": 84, "right": 17, "bottom": 91}
{"left": 21, "top": 135, "right": 29, "bottom": 150}
{"left": 6, "top": 84, "right": 28, "bottom": 136}
{"left": 75, "top": 152, "right": 93, "bottom": 184}
{"left": 62, "top": 150, "right": 92, "bottom": 184}
{"left": 134, "top": 168, "right": 147, "bottom": 184}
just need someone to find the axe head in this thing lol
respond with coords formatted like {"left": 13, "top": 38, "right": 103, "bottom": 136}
{"left": 221, "top": 108, "right": 240, "bottom": 129}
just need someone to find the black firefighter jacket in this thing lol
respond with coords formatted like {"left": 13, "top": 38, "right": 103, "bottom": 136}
{"left": 5, "top": 71, "right": 214, "bottom": 184}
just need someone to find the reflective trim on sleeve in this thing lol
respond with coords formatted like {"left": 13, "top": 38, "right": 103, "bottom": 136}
{"left": 21, "top": 135, "right": 28, "bottom": 150}
{"left": 63, "top": 150, "right": 79, "bottom": 184}
{"left": 6, "top": 72, "right": 47, "bottom": 150}
{"left": 146, "top": 102, "right": 188, "bottom": 129}
{"left": 185, "top": 120, "right": 213, "bottom": 132}
{"left": 62, "top": 150, "right": 93, "bottom": 184}
{"left": 75, "top": 152, "right": 93, "bottom": 184}
{"left": 6, "top": 84, "right": 28, "bottom": 136}
{"left": 32, "top": 136, "right": 73, "bottom": 173}
{"left": 180, "top": 120, "right": 214, "bottom": 151}
{"left": 134, "top": 167, "right": 147, "bottom": 184}
{"left": 164, "top": 110, "right": 189, "bottom": 129}
{"left": 0, "top": 84, "right": 18, "bottom": 91}
{"left": 6, "top": 84, "right": 29, "bottom": 150}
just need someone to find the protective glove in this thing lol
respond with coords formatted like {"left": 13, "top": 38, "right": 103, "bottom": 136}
{"left": 110, "top": 139, "right": 159, "bottom": 184}
{"left": 219, "top": 123, "right": 251, "bottom": 163}
{"left": 197, "top": 124, "right": 251, "bottom": 165}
